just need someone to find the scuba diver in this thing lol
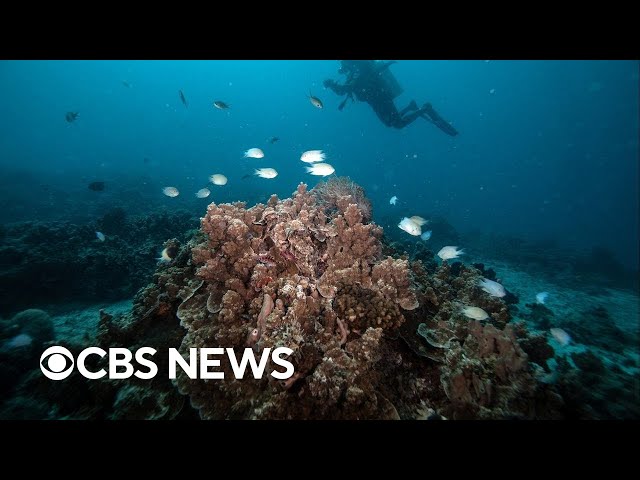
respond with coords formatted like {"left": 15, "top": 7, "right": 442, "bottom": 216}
{"left": 323, "top": 60, "right": 458, "bottom": 136}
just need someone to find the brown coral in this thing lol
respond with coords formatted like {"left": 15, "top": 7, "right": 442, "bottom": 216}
{"left": 311, "top": 176, "right": 372, "bottom": 223}
{"left": 79, "top": 179, "right": 565, "bottom": 420}
{"left": 168, "top": 181, "right": 422, "bottom": 419}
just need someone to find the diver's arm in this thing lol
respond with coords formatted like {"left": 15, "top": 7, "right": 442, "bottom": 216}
{"left": 323, "top": 79, "right": 351, "bottom": 96}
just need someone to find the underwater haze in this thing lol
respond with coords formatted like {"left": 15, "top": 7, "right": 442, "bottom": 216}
{"left": 1, "top": 60, "right": 637, "bottom": 266}
{"left": 0, "top": 60, "right": 638, "bottom": 420}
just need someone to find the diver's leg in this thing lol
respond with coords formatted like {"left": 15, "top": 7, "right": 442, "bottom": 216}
{"left": 395, "top": 110, "right": 426, "bottom": 128}
{"left": 371, "top": 101, "right": 399, "bottom": 128}
{"left": 399, "top": 100, "right": 419, "bottom": 116}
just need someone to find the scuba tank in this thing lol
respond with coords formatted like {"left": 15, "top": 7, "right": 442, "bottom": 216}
{"left": 374, "top": 60, "right": 404, "bottom": 99}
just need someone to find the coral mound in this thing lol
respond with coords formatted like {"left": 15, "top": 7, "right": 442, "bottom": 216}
{"left": 20, "top": 180, "right": 569, "bottom": 420}
{"left": 177, "top": 182, "right": 417, "bottom": 418}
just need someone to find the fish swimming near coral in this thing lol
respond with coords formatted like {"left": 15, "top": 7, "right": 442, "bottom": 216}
{"left": 195, "top": 188, "right": 211, "bottom": 198}
{"left": 65, "top": 111, "right": 79, "bottom": 123}
{"left": 550, "top": 327, "right": 571, "bottom": 346}
{"left": 162, "top": 186, "right": 179, "bottom": 197}
{"left": 308, "top": 92, "right": 323, "bottom": 109}
{"left": 179, "top": 90, "right": 188, "bottom": 108}
{"left": 420, "top": 230, "right": 432, "bottom": 241}
{"left": 300, "top": 150, "right": 326, "bottom": 163}
{"left": 244, "top": 148, "right": 265, "bottom": 159}
{"left": 157, "top": 245, "right": 178, "bottom": 263}
{"left": 255, "top": 168, "right": 278, "bottom": 179}
{"left": 305, "top": 163, "right": 335, "bottom": 176}
{"left": 398, "top": 217, "right": 421, "bottom": 236}
{"left": 209, "top": 174, "right": 228, "bottom": 186}
{"left": 461, "top": 305, "right": 489, "bottom": 321}
{"left": 437, "top": 246, "right": 464, "bottom": 261}
{"left": 88, "top": 181, "right": 105, "bottom": 191}
{"left": 389, "top": 196, "right": 398, "bottom": 205}
{"left": 96, "top": 231, "right": 106, "bottom": 242}
{"left": 536, "top": 292, "right": 549, "bottom": 304}
{"left": 409, "top": 215, "right": 428, "bottom": 226}
{"left": 478, "top": 278, "right": 506, "bottom": 298}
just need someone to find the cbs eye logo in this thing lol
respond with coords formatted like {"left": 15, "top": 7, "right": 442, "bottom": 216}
{"left": 40, "top": 346, "right": 75, "bottom": 380}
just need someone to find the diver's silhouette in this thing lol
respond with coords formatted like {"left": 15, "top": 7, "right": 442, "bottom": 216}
{"left": 323, "top": 60, "right": 458, "bottom": 136}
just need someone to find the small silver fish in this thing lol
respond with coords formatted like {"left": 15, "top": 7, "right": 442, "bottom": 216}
{"left": 244, "top": 148, "right": 265, "bottom": 159}
{"left": 162, "top": 186, "right": 179, "bottom": 197}
{"left": 550, "top": 327, "right": 571, "bottom": 346}
{"left": 420, "top": 230, "right": 432, "bottom": 241}
{"left": 305, "top": 162, "right": 334, "bottom": 176}
{"left": 438, "top": 246, "right": 464, "bottom": 261}
{"left": 409, "top": 216, "right": 428, "bottom": 226}
{"left": 157, "top": 247, "right": 173, "bottom": 263}
{"left": 389, "top": 196, "right": 398, "bottom": 205}
{"left": 209, "top": 174, "right": 228, "bottom": 186}
{"left": 213, "top": 100, "right": 230, "bottom": 110}
{"left": 300, "top": 150, "right": 326, "bottom": 163}
{"left": 195, "top": 188, "right": 210, "bottom": 198}
{"left": 461, "top": 305, "right": 490, "bottom": 321}
{"left": 96, "top": 231, "right": 106, "bottom": 242}
{"left": 536, "top": 292, "right": 549, "bottom": 304}
{"left": 309, "top": 92, "right": 323, "bottom": 109}
{"left": 478, "top": 278, "right": 506, "bottom": 298}
{"left": 255, "top": 168, "right": 278, "bottom": 179}
{"left": 398, "top": 217, "right": 421, "bottom": 236}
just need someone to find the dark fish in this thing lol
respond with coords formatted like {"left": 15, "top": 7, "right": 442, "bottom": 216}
{"left": 242, "top": 174, "right": 252, "bottom": 180}
{"left": 308, "top": 92, "right": 323, "bottom": 109}
{"left": 143, "top": 157, "right": 150, "bottom": 164}
{"left": 213, "top": 100, "right": 230, "bottom": 110}
{"left": 122, "top": 80, "right": 131, "bottom": 88}
{"left": 88, "top": 181, "right": 105, "bottom": 191}
{"left": 65, "top": 112, "right": 79, "bottom": 123}
{"left": 267, "top": 136, "right": 279, "bottom": 144}
{"left": 179, "top": 90, "right": 188, "bottom": 108}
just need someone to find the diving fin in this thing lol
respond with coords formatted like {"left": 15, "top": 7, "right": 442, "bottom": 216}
{"left": 421, "top": 103, "right": 459, "bottom": 137}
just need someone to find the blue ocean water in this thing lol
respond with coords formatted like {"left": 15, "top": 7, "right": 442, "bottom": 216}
{"left": 1, "top": 60, "right": 637, "bottom": 266}
{"left": 0, "top": 60, "right": 638, "bottom": 420}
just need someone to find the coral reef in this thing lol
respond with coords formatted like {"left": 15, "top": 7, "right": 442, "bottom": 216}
{"left": 0, "top": 211, "right": 198, "bottom": 315}
{"left": 518, "top": 332, "right": 555, "bottom": 373}
{"left": 555, "top": 305, "right": 636, "bottom": 352}
{"left": 0, "top": 309, "right": 54, "bottom": 402}
{"left": 312, "top": 176, "right": 372, "bottom": 223}
{"left": 155, "top": 183, "right": 559, "bottom": 419}
{"left": 2, "top": 179, "right": 609, "bottom": 420}
{"left": 554, "top": 352, "right": 640, "bottom": 419}
{"left": 175, "top": 182, "right": 418, "bottom": 419}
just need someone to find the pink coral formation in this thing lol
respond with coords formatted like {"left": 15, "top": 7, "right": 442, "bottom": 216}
{"left": 87, "top": 178, "right": 564, "bottom": 420}
{"left": 174, "top": 181, "right": 419, "bottom": 418}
